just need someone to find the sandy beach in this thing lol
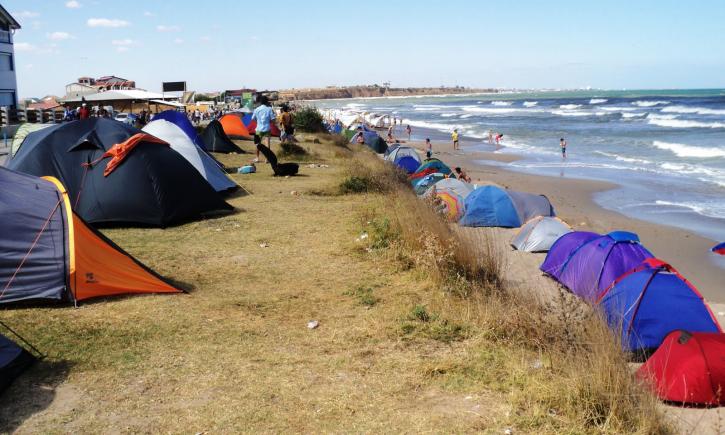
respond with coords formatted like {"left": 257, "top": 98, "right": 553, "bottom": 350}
{"left": 404, "top": 139, "right": 724, "bottom": 306}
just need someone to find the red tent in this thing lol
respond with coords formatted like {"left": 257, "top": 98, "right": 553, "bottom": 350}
{"left": 637, "top": 330, "right": 725, "bottom": 405}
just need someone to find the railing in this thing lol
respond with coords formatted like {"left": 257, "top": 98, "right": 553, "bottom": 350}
{"left": 0, "top": 107, "right": 65, "bottom": 126}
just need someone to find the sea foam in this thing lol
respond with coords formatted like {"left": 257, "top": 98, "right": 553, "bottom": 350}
{"left": 559, "top": 104, "right": 582, "bottom": 109}
{"left": 660, "top": 105, "right": 725, "bottom": 116}
{"left": 652, "top": 141, "right": 725, "bottom": 158}
{"left": 589, "top": 98, "right": 608, "bottom": 104}
{"left": 491, "top": 101, "right": 513, "bottom": 106}
{"left": 523, "top": 101, "right": 538, "bottom": 107}
{"left": 632, "top": 100, "right": 670, "bottom": 107}
{"left": 648, "top": 118, "right": 725, "bottom": 129}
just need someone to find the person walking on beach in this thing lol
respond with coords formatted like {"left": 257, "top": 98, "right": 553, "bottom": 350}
{"left": 252, "top": 95, "right": 276, "bottom": 162}
{"left": 560, "top": 138, "right": 567, "bottom": 159}
{"left": 452, "top": 129, "right": 459, "bottom": 150}
{"left": 425, "top": 138, "right": 433, "bottom": 159}
{"left": 405, "top": 124, "right": 412, "bottom": 141}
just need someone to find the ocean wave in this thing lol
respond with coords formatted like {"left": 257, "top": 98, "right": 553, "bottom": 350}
{"left": 601, "top": 106, "right": 637, "bottom": 112}
{"left": 402, "top": 118, "right": 486, "bottom": 139}
{"left": 660, "top": 163, "right": 725, "bottom": 188}
{"left": 491, "top": 101, "right": 513, "bottom": 106}
{"left": 594, "top": 150, "right": 652, "bottom": 165}
{"left": 460, "top": 114, "right": 473, "bottom": 119}
{"left": 559, "top": 104, "right": 582, "bottom": 109}
{"left": 652, "top": 141, "right": 725, "bottom": 158}
{"left": 632, "top": 100, "right": 670, "bottom": 107}
{"left": 440, "top": 113, "right": 457, "bottom": 117}
{"left": 462, "top": 106, "right": 521, "bottom": 114}
{"left": 660, "top": 105, "right": 725, "bottom": 116}
{"left": 647, "top": 118, "right": 725, "bottom": 129}
{"left": 589, "top": 98, "right": 608, "bottom": 104}
{"left": 551, "top": 110, "right": 591, "bottom": 117}
{"left": 523, "top": 101, "right": 538, "bottom": 107}
{"left": 622, "top": 112, "right": 647, "bottom": 119}
{"left": 654, "top": 200, "right": 725, "bottom": 219}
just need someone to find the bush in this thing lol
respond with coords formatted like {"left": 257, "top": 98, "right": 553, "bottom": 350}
{"left": 279, "top": 142, "right": 308, "bottom": 157}
{"left": 293, "top": 106, "right": 326, "bottom": 133}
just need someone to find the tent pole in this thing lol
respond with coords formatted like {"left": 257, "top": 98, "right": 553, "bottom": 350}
{"left": 0, "top": 319, "right": 46, "bottom": 359}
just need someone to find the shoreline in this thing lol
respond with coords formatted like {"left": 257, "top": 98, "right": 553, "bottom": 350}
{"left": 403, "top": 139, "right": 725, "bottom": 303}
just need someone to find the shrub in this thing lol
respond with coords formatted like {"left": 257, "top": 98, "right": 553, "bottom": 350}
{"left": 279, "top": 142, "right": 308, "bottom": 157}
{"left": 293, "top": 106, "right": 326, "bottom": 133}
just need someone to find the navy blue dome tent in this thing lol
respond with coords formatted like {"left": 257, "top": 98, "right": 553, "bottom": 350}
{"left": 6, "top": 118, "right": 232, "bottom": 227}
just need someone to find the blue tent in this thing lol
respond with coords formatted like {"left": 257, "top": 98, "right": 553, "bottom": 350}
{"left": 598, "top": 258, "right": 721, "bottom": 352}
{"left": 395, "top": 156, "right": 420, "bottom": 174}
{"left": 153, "top": 110, "right": 207, "bottom": 150}
{"left": 460, "top": 185, "right": 555, "bottom": 227}
{"left": 0, "top": 333, "right": 35, "bottom": 392}
{"left": 413, "top": 173, "right": 450, "bottom": 195}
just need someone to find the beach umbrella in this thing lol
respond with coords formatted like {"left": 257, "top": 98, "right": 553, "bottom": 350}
{"left": 712, "top": 242, "right": 725, "bottom": 255}
{"left": 434, "top": 190, "right": 465, "bottom": 221}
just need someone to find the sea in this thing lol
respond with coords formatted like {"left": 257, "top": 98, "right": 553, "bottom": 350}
{"left": 314, "top": 89, "right": 725, "bottom": 244}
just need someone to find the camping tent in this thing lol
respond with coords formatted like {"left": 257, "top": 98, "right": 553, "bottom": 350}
{"left": 395, "top": 156, "right": 420, "bottom": 174}
{"left": 384, "top": 143, "right": 400, "bottom": 157}
{"left": 413, "top": 173, "right": 451, "bottom": 196}
{"left": 152, "top": 110, "right": 207, "bottom": 150}
{"left": 202, "top": 120, "right": 245, "bottom": 153}
{"left": 598, "top": 258, "right": 720, "bottom": 352}
{"left": 0, "top": 334, "right": 35, "bottom": 392}
{"left": 713, "top": 242, "right": 725, "bottom": 255}
{"left": 143, "top": 119, "right": 238, "bottom": 194}
{"left": 540, "top": 231, "right": 653, "bottom": 301}
{"left": 219, "top": 113, "right": 252, "bottom": 139}
{"left": 0, "top": 167, "right": 181, "bottom": 304}
{"left": 6, "top": 118, "right": 233, "bottom": 227}
{"left": 10, "top": 123, "right": 51, "bottom": 157}
{"left": 385, "top": 146, "right": 421, "bottom": 164}
{"left": 423, "top": 178, "right": 475, "bottom": 200}
{"left": 410, "top": 159, "right": 452, "bottom": 181}
{"left": 637, "top": 330, "right": 725, "bottom": 405}
{"left": 459, "top": 185, "right": 555, "bottom": 228}
{"left": 511, "top": 216, "right": 572, "bottom": 252}
{"left": 350, "top": 130, "right": 388, "bottom": 154}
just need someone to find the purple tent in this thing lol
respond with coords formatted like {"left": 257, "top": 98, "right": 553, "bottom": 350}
{"left": 540, "top": 231, "right": 654, "bottom": 301}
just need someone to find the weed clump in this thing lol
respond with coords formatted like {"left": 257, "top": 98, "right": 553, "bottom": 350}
{"left": 293, "top": 106, "right": 326, "bottom": 133}
{"left": 344, "top": 286, "right": 379, "bottom": 307}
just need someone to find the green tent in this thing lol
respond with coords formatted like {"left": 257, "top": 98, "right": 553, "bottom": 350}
{"left": 11, "top": 123, "right": 52, "bottom": 156}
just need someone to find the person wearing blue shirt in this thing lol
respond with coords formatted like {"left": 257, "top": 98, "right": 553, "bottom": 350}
{"left": 252, "top": 95, "right": 277, "bottom": 162}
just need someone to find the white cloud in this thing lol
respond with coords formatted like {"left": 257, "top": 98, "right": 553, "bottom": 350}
{"left": 12, "top": 10, "right": 39, "bottom": 18}
{"left": 173, "top": 38, "right": 184, "bottom": 44}
{"left": 111, "top": 39, "right": 135, "bottom": 46}
{"left": 116, "top": 46, "right": 129, "bottom": 53}
{"left": 200, "top": 36, "right": 211, "bottom": 42}
{"left": 47, "top": 31, "right": 73, "bottom": 41}
{"left": 65, "top": 0, "right": 82, "bottom": 9}
{"left": 87, "top": 18, "right": 130, "bottom": 28}
{"left": 15, "top": 42, "right": 37, "bottom": 52}
{"left": 156, "top": 25, "right": 180, "bottom": 32}
{"left": 143, "top": 11, "right": 155, "bottom": 17}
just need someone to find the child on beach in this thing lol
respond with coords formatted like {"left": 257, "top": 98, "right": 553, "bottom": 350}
{"left": 406, "top": 124, "right": 412, "bottom": 140}
{"left": 560, "top": 138, "right": 567, "bottom": 159}
{"left": 452, "top": 129, "right": 459, "bottom": 150}
{"left": 495, "top": 133, "right": 504, "bottom": 146}
{"left": 425, "top": 138, "right": 432, "bottom": 159}
{"left": 454, "top": 167, "right": 471, "bottom": 183}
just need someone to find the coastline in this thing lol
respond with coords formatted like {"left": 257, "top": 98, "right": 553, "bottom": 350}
{"left": 404, "top": 139, "right": 725, "bottom": 303}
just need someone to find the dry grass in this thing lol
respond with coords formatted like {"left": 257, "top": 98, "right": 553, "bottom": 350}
{"left": 0, "top": 137, "right": 671, "bottom": 433}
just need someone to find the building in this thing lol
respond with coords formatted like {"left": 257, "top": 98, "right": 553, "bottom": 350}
{"left": 0, "top": 4, "right": 20, "bottom": 111}
{"left": 64, "top": 75, "right": 137, "bottom": 99}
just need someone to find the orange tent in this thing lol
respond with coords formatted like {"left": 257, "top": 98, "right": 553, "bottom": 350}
{"left": 219, "top": 114, "right": 251, "bottom": 139}
{"left": 0, "top": 166, "right": 181, "bottom": 305}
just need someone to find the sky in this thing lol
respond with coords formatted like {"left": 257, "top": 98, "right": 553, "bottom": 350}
{"left": 6, "top": 0, "right": 725, "bottom": 98}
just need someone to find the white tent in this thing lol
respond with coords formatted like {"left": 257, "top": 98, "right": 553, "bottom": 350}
{"left": 142, "top": 119, "right": 237, "bottom": 193}
{"left": 385, "top": 146, "right": 421, "bottom": 163}
{"left": 511, "top": 216, "right": 572, "bottom": 252}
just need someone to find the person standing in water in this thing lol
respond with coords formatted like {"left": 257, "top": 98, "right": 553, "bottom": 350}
{"left": 452, "top": 129, "right": 459, "bottom": 150}
{"left": 560, "top": 138, "right": 567, "bottom": 159}
{"left": 488, "top": 129, "right": 494, "bottom": 144}
{"left": 425, "top": 138, "right": 432, "bottom": 159}
{"left": 405, "top": 124, "right": 412, "bottom": 141}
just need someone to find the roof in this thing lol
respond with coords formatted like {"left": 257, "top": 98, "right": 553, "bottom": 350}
{"left": 0, "top": 5, "right": 21, "bottom": 30}
{"left": 150, "top": 100, "right": 185, "bottom": 108}
{"left": 64, "top": 89, "right": 167, "bottom": 103}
